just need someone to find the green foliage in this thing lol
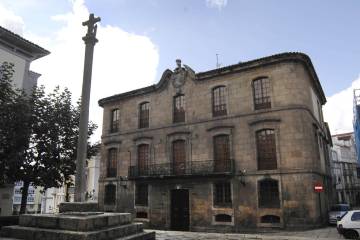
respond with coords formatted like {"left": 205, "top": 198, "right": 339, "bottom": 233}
{"left": 0, "top": 62, "right": 98, "bottom": 211}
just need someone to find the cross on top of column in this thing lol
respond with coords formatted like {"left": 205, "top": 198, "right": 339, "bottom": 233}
{"left": 82, "top": 13, "right": 101, "bottom": 42}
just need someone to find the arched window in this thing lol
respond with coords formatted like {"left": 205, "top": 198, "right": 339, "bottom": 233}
{"left": 139, "top": 102, "right": 149, "bottom": 128}
{"left": 107, "top": 148, "right": 117, "bottom": 177}
{"left": 212, "top": 86, "right": 227, "bottom": 117}
{"left": 110, "top": 109, "right": 119, "bottom": 133}
{"left": 173, "top": 94, "right": 185, "bottom": 123}
{"left": 253, "top": 77, "right": 271, "bottom": 110}
{"left": 172, "top": 139, "right": 186, "bottom": 175}
{"left": 137, "top": 144, "right": 149, "bottom": 176}
{"left": 104, "top": 184, "right": 116, "bottom": 205}
{"left": 213, "top": 135, "right": 230, "bottom": 172}
{"left": 256, "top": 129, "right": 277, "bottom": 170}
{"left": 258, "top": 179, "right": 280, "bottom": 208}
{"left": 261, "top": 215, "right": 280, "bottom": 223}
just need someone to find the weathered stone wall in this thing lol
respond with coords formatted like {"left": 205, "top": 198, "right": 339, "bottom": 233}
{"left": 98, "top": 55, "right": 331, "bottom": 231}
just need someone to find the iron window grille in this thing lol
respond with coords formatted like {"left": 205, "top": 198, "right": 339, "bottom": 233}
{"left": 258, "top": 179, "right": 280, "bottom": 208}
{"left": 253, "top": 77, "right": 271, "bottom": 110}
{"left": 256, "top": 129, "right": 277, "bottom": 170}
{"left": 135, "top": 184, "right": 148, "bottom": 206}
{"left": 107, "top": 148, "right": 117, "bottom": 178}
{"left": 139, "top": 102, "right": 149, "bottom": 128}
{"left": 173, "top": 95, "right": 185, "bottom": 123}
{"left": 213, "top": 181, "right": 232, "bottom": 207}
{"left": 212, "top": 86, "right": 227, "bottom": 117}
{"left": 110, "top": 109, "right": 119, "bottom": 133}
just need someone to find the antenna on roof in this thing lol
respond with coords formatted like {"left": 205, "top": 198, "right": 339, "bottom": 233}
{"left": 216, "top": 53, "right": 221, "bottom": 68}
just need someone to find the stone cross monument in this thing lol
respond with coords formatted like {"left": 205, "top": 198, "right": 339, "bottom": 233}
{"left": 75, "top": 13, "right": 101, "bottom": 202}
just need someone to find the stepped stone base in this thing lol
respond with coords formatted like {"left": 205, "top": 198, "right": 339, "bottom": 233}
{"left": 0, "top": 202, "right": 155, "bottom": 240}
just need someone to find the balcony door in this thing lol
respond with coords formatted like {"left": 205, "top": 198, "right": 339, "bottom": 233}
{"left": 172, "top": 140, "right": 186, "bottom": 175}
{"left": 214, "top": 135, "right": 230, "bottom": 172}
{"left": 138, "top": 144, "right": 149, "bottom": 176}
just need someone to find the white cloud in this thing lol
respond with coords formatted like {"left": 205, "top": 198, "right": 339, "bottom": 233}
{"left": 0, "top": 0, "right": 159, "bottom": 142}
{"left": 323, "top": 76, "right": 360, "bottom": 135}
{"left": 0, "top": 4, "right": 24, "bottom": 35}
{"left": 206, "top": 0, "right": 228, "bottom": 10}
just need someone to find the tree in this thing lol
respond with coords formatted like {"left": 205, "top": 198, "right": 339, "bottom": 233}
{"left": 0, "top": 63, "right": 98, "bottom": 214}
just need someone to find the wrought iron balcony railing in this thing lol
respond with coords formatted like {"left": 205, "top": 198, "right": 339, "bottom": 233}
{"left": 128, "top": 159, "right": 234, "bottom": 179}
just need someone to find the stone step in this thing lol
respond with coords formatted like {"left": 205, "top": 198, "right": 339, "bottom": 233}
{"left": 1, "top": 222, "right": 143, "bottom": 240}
{"left": 116, "top": 231, "right": 155, "bottom": 240}
{"left": 19, "top": 212, "right": 132, "bottom": 231}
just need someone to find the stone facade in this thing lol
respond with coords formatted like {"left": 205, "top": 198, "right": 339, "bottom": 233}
{"left": 98, "top": 53, "right": 332, "bottom": 231}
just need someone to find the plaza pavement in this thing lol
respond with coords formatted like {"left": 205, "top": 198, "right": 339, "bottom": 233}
{"left": 145, "top": 227, "right": 343, "bottom": 240}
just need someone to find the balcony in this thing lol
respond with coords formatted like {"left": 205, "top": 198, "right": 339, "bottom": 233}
{"left": 128, "top": 159, "right": 234, "bottom": 179}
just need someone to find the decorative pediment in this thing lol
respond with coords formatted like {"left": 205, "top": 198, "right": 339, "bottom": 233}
{"left": 170, "top": 59, "right": 195, "bottom": 94}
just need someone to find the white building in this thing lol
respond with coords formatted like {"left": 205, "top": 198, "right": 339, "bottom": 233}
{"left": 86, "top": 153, "right": 100, "bottom": 201}
{"left": 331, "top": 132, "right": 360, "bottom": 206}
{"left": 0, "top": 25, "right": 49, "bottom": 216}
{"left": 12, "top": 181, "right": 42, "bottom": 214}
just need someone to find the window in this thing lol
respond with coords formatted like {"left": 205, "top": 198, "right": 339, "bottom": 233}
{"left": 110, "top": 109, "right": 119, "bottom": 133}
{"left": 104, "top": 184, "right": 116, "bottom": 205}
{"left": 173, "top": 95, "right": 185, "bottom": 123}
{"left": 258, "top": 179, "right": 280, "bottom": 208}
{"left": 261, "top": 215, "right": 280, "bottom": 223}
{"left": 139, "top": 102, "right": 149, "bottom": 128}
{"left": 215, "top": 214, "right": 232, "bottom": 222}
{"left": 213, "top": 135, "right": 230, "bottom": 172}
{"left": 137, "top": 144, "right": 149, "bottom": 176}
{"left": 253, "top": 77, "right": 271, "bottom": 110}
{"left": 213, "top": 182, "right": 232, "bottom": 207}
{"left": 256, "top": 129, "right": 277, "bottom": 170}
{"left": 136, "top": 212, "right": 148, "bottom": 218}
{"left": 107, "top": 148, "right": 117, "bottom": 177}
{"left": 351, "top": 212, "right": 360, "bottom": 221}
{"left": 172, "top": 140, "right": 186, "bottom": 175}
{"left": 135, "top": 184, "right": 148, "bottom": 206}
{"left": 212, "top": 86, "right": 227, "bottom": 117}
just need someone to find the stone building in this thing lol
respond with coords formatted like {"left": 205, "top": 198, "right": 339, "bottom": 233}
{"left": 98, "top": 52, "right": 332, "bottom": 231}
{"left": 330, "top": 132, "right": 360, "bottom": 206}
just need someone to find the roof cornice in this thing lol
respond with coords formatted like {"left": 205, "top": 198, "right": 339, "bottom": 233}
{"left": 98, "top": 52, "right": 326, "bottom": 107}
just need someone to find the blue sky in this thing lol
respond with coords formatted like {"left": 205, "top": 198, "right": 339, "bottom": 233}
{"left": 1, "top": 0, "right": 360, "bottom": 137}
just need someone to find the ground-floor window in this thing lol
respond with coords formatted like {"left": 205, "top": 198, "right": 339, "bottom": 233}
{"left": 215, "top": 214, "right": 232, "bottom": 222}
{"left": 258, "top": 179, "right": 280, "bottom": 208}
{"left": 135, "top": 183, "right": 148, "bottom": 206}
{"left": 261, "top": 215, "right": 280, "bottom": 223}
{"left": 104, "top": 184, "right": 116, "bottom": 205}
{"left": 213, "top": 181, "right": 232, "bottom": 207}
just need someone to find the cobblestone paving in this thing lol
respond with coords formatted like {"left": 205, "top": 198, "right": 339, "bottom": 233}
{"left": 145, "top": 227, "right": 343, "bottom": 240}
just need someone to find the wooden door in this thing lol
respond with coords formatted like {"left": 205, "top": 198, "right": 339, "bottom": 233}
{"left": 171, "top": 189, "right": 189, "bottom": 231}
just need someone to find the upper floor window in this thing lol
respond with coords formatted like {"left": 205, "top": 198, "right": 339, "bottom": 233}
{"left": 137, "top": 144, "right": 149, "bottom": 176}
{"left": 256, "top": 129, "right": 277, "bottom": 170}
{"left": 212, "top": 86, "right": 227, "bottom": 117}
{"left": 253, "top": 77, "right": 271, "bottom": 110}
{"left": 258, "top": 179, "right": 280, "bottom": 208}
{"left": 213, "top": 135, "right": 230, "bottom": 172}
{"left": 173, "top": 94, "right": 185, "bottom": 123}
{"left": 110, "top": 109, "right": 119, "bottom": 133}
{"left": 172, "top": 139, "right": 186, "bottom": 175}
{"left": 139, "top": 102, "right": 149, "bottom": 128}
{"left": 213, "top": 181, "right": 232, "bottom": 207}
{"left": 107, "top": 148, "right": 117, "bottom": 178}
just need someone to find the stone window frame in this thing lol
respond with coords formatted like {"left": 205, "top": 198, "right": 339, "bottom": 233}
{"left": 248, "top": 118, "right": 281, "bottom": 172}
{"left": 110, "top": 108, "right": 120, "bottom": 133}
{"left": 212, "top": 85, "right": 228, "bottom": 117}
{"left": 138, "top": 101, "right": 150, "bottom": 129}
{"left": 207, "top": 126, "right": 234, "bottom": 171}
{"left": 103, "top": 144, "right": 121, "bottom": 180}
{"left": 173, "top": 94, "right": 186, "bottom": 123}
{"left": 251, "top": 76, "right": 273, "bottom": 111}
{"left": 166, "top": 132, "right": 192, "bottom": 173}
